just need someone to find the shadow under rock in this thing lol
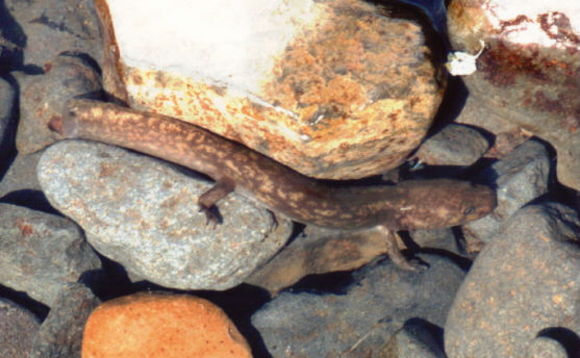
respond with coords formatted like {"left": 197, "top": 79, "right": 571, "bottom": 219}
{"left": 401, "top": 317, "right": 445, "bottom": 356}
{"left": 537, "top": 327, "right": 580, "bottom": 358}
{"left": 0, "top": 189, "right": 59, "bottom": 214}
{"left": 0, "top": 283, "right": 49, "bottom": 321}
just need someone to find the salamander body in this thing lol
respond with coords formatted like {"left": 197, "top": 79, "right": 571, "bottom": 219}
{"left": 50, "top": 99, "right": 496, "bottom": 269}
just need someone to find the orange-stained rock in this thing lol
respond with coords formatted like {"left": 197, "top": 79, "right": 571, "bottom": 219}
{"left": 95, "top": 0, "right": 445, "bottom": 179}
{"left": 81, "top": 293, "right": 252, "bottom": 358}
{"left": 447, "top": 0, "right": 580, "bottom": 190}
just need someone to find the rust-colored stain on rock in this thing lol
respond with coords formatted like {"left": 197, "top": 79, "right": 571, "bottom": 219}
{"left": 101, "top": 0, "right": 444, "bottom": 179}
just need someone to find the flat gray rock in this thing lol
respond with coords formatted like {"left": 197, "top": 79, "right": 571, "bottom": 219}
{"left": 0, "top": 203, "right": 100, "bottom": 306}
{"left": 445, "top": 203, "right": 580, "bottom": 358}
{"left": 415, "top": 123, "right": 489, "bottom": 167}
{"left": 29, "top": 283, "right": 100, "bottom": 358}
{"left": 15, "top": 54, "right": 102, "bottom": 155}
{"left": 0, "top": 151, "right": 43, "bottom": 198}
{"left": 464, "top": 139, "right": 550, "bottom": 242}
{"left": 38, "top": 140, "right": 292, "bottom": 290}
{"left": 0, "top": 298, "right": 40, "bottom": 358}
{"left": 252, "top": 254, "right": 465, "bottom": 357}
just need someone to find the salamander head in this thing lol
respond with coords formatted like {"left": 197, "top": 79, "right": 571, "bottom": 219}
{"left": 393, "top": 179, "right": 496, "bottom": 230}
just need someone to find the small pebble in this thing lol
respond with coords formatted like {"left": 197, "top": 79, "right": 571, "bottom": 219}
{"left": 81, "top": 293, "right": 252, "bottom": 358}
{"left": 415, "top": 123, "right": 489, "bottom": 167}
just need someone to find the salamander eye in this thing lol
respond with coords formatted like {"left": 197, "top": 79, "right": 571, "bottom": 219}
{"left": 464, "top": 207, "right": 475, "bottom": 215}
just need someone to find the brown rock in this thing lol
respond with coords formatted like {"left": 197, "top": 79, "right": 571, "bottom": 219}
{"left": 82, "top": 293, "right": 252, "bottom": 358}
{"left": 96, "top": 0, "right": 445, "bottom": 179}
{"left": 447, "top": 0, "right": 580, "bottom": 190}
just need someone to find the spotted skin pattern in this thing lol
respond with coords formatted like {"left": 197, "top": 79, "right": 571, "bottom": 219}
{"left": 51, "top": 99, "right": 497, "bottom": 270}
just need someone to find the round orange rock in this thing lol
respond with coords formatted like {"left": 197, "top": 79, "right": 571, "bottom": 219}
{"left": 81, "top": 293, "right": 252, "bottom": 358}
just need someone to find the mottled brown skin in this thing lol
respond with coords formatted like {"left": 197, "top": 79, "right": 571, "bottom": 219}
{"left": 51, "top": 99, "right": 496, "bottom": 270}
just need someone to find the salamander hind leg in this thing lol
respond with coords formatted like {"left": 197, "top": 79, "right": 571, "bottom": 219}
{"left": 375, "top": 225, "right": 426, "bottom": 272}
{"left": 197, "top": 179, "right": 235, "bottom": 225}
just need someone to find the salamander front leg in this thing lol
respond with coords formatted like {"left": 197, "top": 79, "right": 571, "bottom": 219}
{"left": 375, "top": 224, "right": 425, "bottom": 271}
{"left": 197, "top": 180, "right": 235, "bottom": 225}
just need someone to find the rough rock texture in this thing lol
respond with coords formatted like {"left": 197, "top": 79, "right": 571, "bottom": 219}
{"left": 415, "top": 123, "right": 489, "bottom": 167}
{"left": 463, "top": 139, "right": 550, "bottom": 245}
{"left": 4, "top": 0, "right": 104, "bottom": 67}
{"left": 245, "top": 226, "right": 389, "bottom": 294}
{"left": 0, "top": 151, "right": 43, "bottom": 198}
{"left": 81, "top": 293, "right": 252, "bottom": 358}
{"left": 98, "top": 0, "right": 445, "bottom": 179}
{"left": 15, "top": 54, "right": 102, "bottom": 154}
{"left": 29, "top": 283, "right": 100, "bottom": 358}
{"left": 0, "top": 203, "right": 100, "bottom": 306}
{"left": 445, "top": 203, "right": 580, "bottom": 358}
{"left": 447, "top": 0, "right": 580, "bottom": 190}
{"left": 527, "top": 336, "right": 570, "bottom": 358}
{"left": 0, "top": 298, "right": 40, "bottom": 358}
{"left": 38, "top": 140, "right": 292, "bottom": 290}
{"left": 252, "top": 254, "right": 465, "bottom": 357}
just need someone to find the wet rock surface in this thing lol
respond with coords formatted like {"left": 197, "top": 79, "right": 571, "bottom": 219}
{"left": 38, "top": 140, "right": 292, "bottom": 290}
{"left": 445, "top": 203, "right": 580, "bottom": 358}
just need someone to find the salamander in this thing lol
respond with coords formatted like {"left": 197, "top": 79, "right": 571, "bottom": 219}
{"left": 49, "top": 99, "right": 496, "bottom": 270}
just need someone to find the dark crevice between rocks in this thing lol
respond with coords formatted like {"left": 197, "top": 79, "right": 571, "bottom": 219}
{"left": 400, "top": 230, "right": 472, "bottom": 271}
{"left": 287, "top": 270, "right": 356, "bottom": 296}
{"left": 402, "top": 317, "right": 445, "bottom": 356}
{"left": 0, "top": 73, "right": 18, "bottom": 180}
{"left": 428, "top": 76, "right": 469, "bottom": 133}
{"left": 0, "top": 282, "right": 49, "bottom": 321}
{"left": 0, "top": 0, "right": 26, "bottom": 72}
{"left": 537, "top": 327, "right": 580, "bottom": 358}
{"left": 0, "top": 189, "right": 58, "bottom": 214}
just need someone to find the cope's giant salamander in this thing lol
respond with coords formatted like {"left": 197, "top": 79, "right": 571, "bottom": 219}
{"left": 49, "top": 99, "right": 496, "bottom": 270}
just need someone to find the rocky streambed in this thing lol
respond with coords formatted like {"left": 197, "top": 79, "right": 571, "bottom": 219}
{"left": 0, "top": 0, "right": 578, "bottom": 357}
